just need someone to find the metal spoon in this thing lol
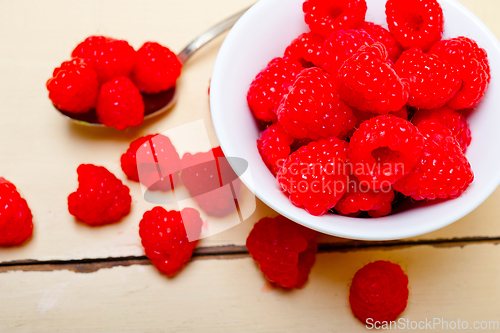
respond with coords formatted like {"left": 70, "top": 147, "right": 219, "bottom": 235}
{"left": 55, "top": 6, "right": 251, "bottom": 126}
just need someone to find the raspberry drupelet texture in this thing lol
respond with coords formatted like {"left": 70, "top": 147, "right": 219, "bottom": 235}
{"left": 46, "top": 58, "right": 100, "bottom": 113}
{"left": 131, "top": 42, "right": 182, "bottom": 94}
{"left": 385, "top": 0, "right": 443, "bottom": 51}
{"left": 349, "top": 115, "right": 424, "bottom": 189}
{"left": 358, "top": 22, "right": 402, "bottom": 62}
{"left": 430, "top": 37, "right": 491, "bottom": 110}
{"left": 395, "top": 49, "right": 461, "bottom": 110}
{"left": 303, "top": 0, "right": 367, "bottom": 37}
{"left": 68, "top": 164, "right": 131, "bottom": 226}
{"left": 335, "top": 176, "right": 395, "bottom": 217}
{"left": 247, "top": 57, "right": 303, "bottom": 123}
{"left": 285, "top": 32, "right": 325, "bottom": 68}
{"left": 96, "top": 76, "right": 145, "bottom": 130}
{"left": 139, "top": 207, "right": 203, "bottom": 276}
{"left": 338, "top": 43, "right": 410, "bottom": 114}
{"left": 0, "top": 178, "right": 33, "bottom": 246}
{"left": 277, "top": 137, "right": 349, "bottom": 216}
{"left": 393, "top": 120, "right": 474, "bottom": 200}
{"left": 350, "top": 261, "right": 409, "bottom": 325}
{"left": 246, "top": 215, "right": 317, "bottom": 289}
{"left": 120, "top": 134, "right": 181, "bottom": 191}
{"left": 412, "top": 107, "right": 471, "bottom": 152}
{"left": 72, "top": 36, "right": 136, "bottom": 83}
{"left": 257, "top": 123, "right": 294, "bottom": 176}
{"left": 320, "top": 29, "right": 374, "bottom": 76}
{"left": 276, "top": 67, "right": 356, "bottom": 140}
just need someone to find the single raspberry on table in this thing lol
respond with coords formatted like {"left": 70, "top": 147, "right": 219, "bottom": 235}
{"left": 276, "top": 67, "right": 356, "bottom": 140}
{"left": 358, "top": 22, "right": 402, "bottom": 62}
{"left": 247, "top": 57, "right": 303, "bottom": 123}
{"left": 412, "top": 107, "right": 471, "bottom": 152}
{"left": 385, "top": 0, "right": 443, "bottom": 51}
{"left": 257, "top": 123, "right": 294, "bottom": 176}
{"left": 72, "top": 36, "right": 136, "bottom": 83}
{"left": 140, "top": 207, "right": 203, "bottom": 276}
{"left": 284, "top": 32, "right": 324, "bottom": 68}
{"left": 429, "top": 37, "right": 491, "bottom": 110}
{"left": 246, "top": 215, "right": 317, "bottom": 289}
{"left": 277, "top": 137, "right": 349, "bottom": 216}
{"left": 349, "top": 115, "right": 424, "bottom": 189}
{"left": 68, "top": 164, "right": 131, "bottom": 226}
{"left": 46, "top": 58, "right": 100, "bottom": 113}
{"left": 350, "top": 261, "right": 409, "bottom": 325}
{"left": 338, "top": 43, "right": 410, "bottom": 114}
{"left": 131, "top": 42, "right": 182, "bottom": 94}
{"left": 393, "top": 120, "right": 474, "bottom": 200}
{"left": 320, "top": 29, "right": 374, "bottom": 76}
{"left": 120, "top": 134, "right": 181, "bottom": 191}
{"left": 0, "top": 178, "right": 33, "bottom": 246}
{"left": 303, "top": 0, "right": 367, "bottom": 37}
{"left": 96, "top": 76, "right": 145, "bottom": 130}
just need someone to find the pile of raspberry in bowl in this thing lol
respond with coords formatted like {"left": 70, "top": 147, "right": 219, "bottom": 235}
{"left": 248, "top": 0, "right": 490, "bottom": 218}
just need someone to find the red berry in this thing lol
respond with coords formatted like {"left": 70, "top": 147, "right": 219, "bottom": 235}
{"left": 46, "top": 58, "right": 99, "bottom": 113}
{"left": 257, "top": 123, "right": 294, "bottom": 176}
{"left": 386, "top": 0, "right": 443, "bottom": 51}
{"left": 121, "top": 134, "right": 181, "bottom": 191}
{"left": 72, "top": 36, "right": 136, "bottom": 83}
{"left": 68, "top": 164, "right": 131, "bottom": 226}
{"left": 303, "top": 0, "right": 367, "bottom": 37}
{"left": 277, "top": 137, "right": 349, "bottom": 216}
{"left": 0, "top": 178, "right": 33, "bottom": 246}
{"left": 131, "top": 42, "right": 182, "bottom": 94}
{"left": 429, "top": 37, "right": 491, "bottom": 110}
{"left": 358, "top": 22, "right": 402, "bottom": 62}
{"left": 139, "top": 207, "right": 203, "bottom": 276}
{"left": 284, "top": 32, "right": 325, "bottom": 68}
{"left": 96, "top": 77, "right": 145, "bottom": 130}
{"left": 349, "top": 115, "right": 424, "bottom": 189}
{"left": 393, "top": 120, "right": 474, "bottom": 200}
{"left": 277, "top": 67, "right": 356, "bottom": 140}
{"left": 346, "top": 106, "right": 408, "bottom": 138}
{"left": 247, "top": 57, "right": 303, "bottom": 123}
{"left": 246, "top": 215, "right": 317, "bottom": 289}
{"left": 320, "top": 29, "right": 374, "bottom": 76}
{"left": 350, "top": 261, "right": 409, "bottom": 325}
{"left": 338, "top": 43, "right": 410, "bottom": 114}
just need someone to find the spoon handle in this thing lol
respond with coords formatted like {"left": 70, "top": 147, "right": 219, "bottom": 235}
{"left": 177, "top": 6, "right": 252, "bottom": 64}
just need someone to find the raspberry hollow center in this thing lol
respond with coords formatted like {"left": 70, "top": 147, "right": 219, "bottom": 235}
{"left": 405, "top": 14, "right": 424, "bottom": 31}
{"left": 371, "top": 147, "right": 401, "bottom": 165}
{"left": 328, "top": 6, "right": 343, "bottom": 20}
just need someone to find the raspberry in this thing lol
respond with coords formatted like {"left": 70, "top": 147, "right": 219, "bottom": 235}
{"left": 395, "top": 49, "right": 461, "bottom": 110}
{"left": 0, "top": 178, "right": 33, "bottom": 246}
{"left": 181, "top": 147, "right": 240, "bottom": 218}
{"left": 393, "top": 120, "right": 474, "bottom": 200}
{"left": 349, "top": 115, "right": 424, "bottom": 189}
{"left": 284, "top": 32, "right": 324, "bottom": 68}
{"left": 350, "top": 261, "right": 409, "bottom": 325}
{"left": 139, "top": 207, "right": 203, "bottom": 276}
{"left": 247, "top": 57, "right": 303, "bottom": 123}
{"left": 96, "top": 77, "right": 144, "bottom": 130}
{"left": 131, "top": 42, "right": 182, "bottom": 94}
{"left": 320, "top": 29, "right": 374, "bottom": 75}
{"left": 358, "top": 22, "right": 402, "bottom": 62}
{"left": 257, "top": 123, "right": 294, "bottom": 176}
{"left": 71, "top": 36, "right": 136, "bottom": 83}
{"left": 354, "top": 106, "right": 408, "bottom": 127}
{"left": 121, "top": 134, "right": 181, "bottom": 191}
{"left": 338, "top": 43, "right": 410, "bottom": 114}
{"left": 335, "top": 176, "right": 395, "bottom": 217}
{"left": 303, "top": 0, "right": 367, "bottom": 37}
{"left": 277, "top": 137, "right": 349, "bottom": 216}
{"left": 386, "top": 0, "right": 443, "bottom": 51}
{"left": 429, "top": 37, "right": 491, "bottom": 110}
{"left": 246, "top": 215, "right": 317, "bottom": 289}
{"left": 276, "top": 67, "right": 356, "bottom": 140}
{"left": 68, "top": 164, "right": 131, "bottom": 226}
{"left": 412, "top": 107, "right": 471, "bottom": 152}
{"left": 46, "top": 58, "right": 99, "bottom": 113}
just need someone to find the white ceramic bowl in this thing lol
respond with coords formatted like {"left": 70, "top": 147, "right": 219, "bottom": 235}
{"left": 210, "top": 0, "right": 500, "bottom": 240}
